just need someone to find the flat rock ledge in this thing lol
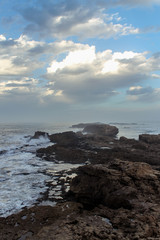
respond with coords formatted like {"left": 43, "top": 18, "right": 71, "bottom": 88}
{"left": 1, "top": 125, "right": 160, "bottom": 239}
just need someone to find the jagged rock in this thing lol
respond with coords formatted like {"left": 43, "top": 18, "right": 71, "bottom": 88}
{"left": 83, "top": 124, "right": 118, "bottom": 137}
{"left": 31, "top": 131, "right": 49, "bottom": 139}
{"left": 49, "top": 131, "right": 79, "bottom": 146}
{"left": 139, "top": 134, "right": 160, "bottom": 144}
{"left": 37, "top": 144, "right": 88, "bottom": 164}
{"left": 70, "top": 160, "right": 160, "bottom": 209}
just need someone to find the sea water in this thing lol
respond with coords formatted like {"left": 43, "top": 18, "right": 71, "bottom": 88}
{"left": 0, "top": 122, "right": 160, "bottom": 217}
{"left": 0, "top": 123, "right": 72, "bottom": 217}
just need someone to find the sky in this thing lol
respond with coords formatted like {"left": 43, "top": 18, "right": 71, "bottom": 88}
{"left": 0, "top": 0, "right": 160, "bottom": 123}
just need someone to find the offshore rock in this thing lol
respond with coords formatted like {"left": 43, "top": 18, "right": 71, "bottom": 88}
{"left": 71, "top": 122, "right": 101, "bottom": 128}
{"left": 83, "top": 123, "right": 118, "bottom": 137}
{"left": 31, "top": 131, "right": 49, "bottom": 139}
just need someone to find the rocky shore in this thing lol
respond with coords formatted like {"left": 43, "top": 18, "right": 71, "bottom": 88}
{"left": 1, "top": 123, "right": 160, "bottom": 239}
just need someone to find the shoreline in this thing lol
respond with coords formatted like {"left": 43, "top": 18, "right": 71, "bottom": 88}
{"left": 1, "top": 123, "right": 160, "bottom": 239}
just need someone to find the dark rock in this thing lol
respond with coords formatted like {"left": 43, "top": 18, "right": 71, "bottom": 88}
{"left": 0, "top": 150, "right": 7, "bottom": 155}
{"left": 139, "top": 134, "right": 160, "bottom": 144}
{"left": 83, "top": 124, "right": 118, "bottom": 137}
{"left": 31, "top": 131, "right": 49, "bottom": 139}
{"left": 37, "top": 144, "right": 88, "bottom": 164}
{"left": 49, "top": 131, "right": 79, "bottom": 147}
{"left": 70, "top": 160, "right": 160, "bottom": 210}
{"left": 71, "top": 122, "right": 101, "bottom": 128}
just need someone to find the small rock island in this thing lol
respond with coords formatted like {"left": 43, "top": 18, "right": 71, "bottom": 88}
{"left": 1, "top": 123, "right": 160, "bottom": 240}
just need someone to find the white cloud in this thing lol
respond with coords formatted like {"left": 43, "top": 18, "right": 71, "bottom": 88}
{"left": 46, "top": 47, "right": 160, "bottom": 103}
{"left": 1, "top": 34, "right": 160, "bottom": 107}
{"left": 0, "top": 35, "right": 6, "bottom": 41}
{"left": 152, "top": 73, "right": 160, "bottom": 79}
{"left": 0, "top": 35, "right": 90, "bottom": 78}
{"left": 47, "top": 47, "right": 96, "bottom": 73}
{"left": 0, "top": 77, "right": 39, "bottom": 96}
{"left": 19, "top": 2, "right": 139, "bottom": 40}
{"left": 0, "top": 35, "right": 44, "bottom": 76}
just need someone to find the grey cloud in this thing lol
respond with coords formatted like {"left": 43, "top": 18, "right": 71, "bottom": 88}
{"left": 127, "top": 86, "right": 153, "bottom": 95}
{"left": 16, "top": 0, "right": 138, "bottom": 39}
{"left": 127, "top": 86, "right": 160, "bottom": 102}
{"left": 0, "top": 39, "right": 16, "bottom": 47}
{"left": 94, "top": 0, "right": 160, "bottom": 7}
{"left": 6, "top": 82, "right": 33, "bottom": 88}
{"left": 45, "top": 49, "right": 160, "bottom": 104}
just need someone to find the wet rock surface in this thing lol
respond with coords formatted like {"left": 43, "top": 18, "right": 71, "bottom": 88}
{"left": 30, "top": 131, "right": 49, "bottom": 139}
{"left": 82, "top": 123, "right": 119, "bottom": 137}
{"left": 1, "top": 123, "right": 160, "bottom": 239}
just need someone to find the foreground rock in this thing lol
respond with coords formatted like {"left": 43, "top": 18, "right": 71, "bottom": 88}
{"left": 70, "top": 160, "right": 160, "bottom": 210}
{"left": 1, "top": 159, "right": 160, "bottom": 239}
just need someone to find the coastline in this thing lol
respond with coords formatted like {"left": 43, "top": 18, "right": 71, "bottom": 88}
{"left": 1, "top": 123, "right": 160, "bottom": 239}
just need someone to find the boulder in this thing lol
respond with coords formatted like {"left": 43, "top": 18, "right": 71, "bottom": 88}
{"left": 70, "top": 160, "right": 160, "bottom": 209}
{"left": 83, "top": 124, "right": 118, "bottom": 137}
{"left": 49, "top": 131, "right": 79, "bottom": 147}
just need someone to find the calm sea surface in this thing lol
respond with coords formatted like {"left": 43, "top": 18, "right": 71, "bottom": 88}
{"left": 0, "top": 121, "right": 160, "bottom": 217}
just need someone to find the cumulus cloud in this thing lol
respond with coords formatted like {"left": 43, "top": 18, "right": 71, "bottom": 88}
{"left": 0, "top": 35, "right": 45, "bottom": 77}
{"left": 0, "top": 77, "right": 41, "bottom": 102}
{"left": 45, "top": 46, "right": 160, "bottom": 103}
{"left": 1, "top": 34, "right": 160, "bottom": 107}
{"left": 17, "top": 1, "right": 139, "bottom": 39}
{"left": 0, "top": 35, "right": 91, "bottom": 78}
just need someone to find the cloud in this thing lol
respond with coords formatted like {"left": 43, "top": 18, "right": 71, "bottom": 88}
{"left": 45, "top": 46, "right": 160, "bottom": 103}
{"left": 0, "top": 35, "right": 44, "bottom": 77}
{"left": 0, "top": 35, "right": 90, "bottom": 79}
{"left": 94, "top": 0, "right": 160, "bottom": 7}
{"left": 127, "top": 86, "right": 160, "bottom": 102}
{"left": 1, "top": 34, "right": 160, "bottom": 108}
{"left": 17, "top": 1, "right": 139, "bottom": 40}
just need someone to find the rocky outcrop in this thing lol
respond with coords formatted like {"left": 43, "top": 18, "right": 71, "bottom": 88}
{"left": 49, "top": 131, "right": 79, "bottom": 146}
{"left": 1, "top": 160, "right": 160, "bottom": 240}
{"left": 83, "top": 124, "right": 118, "bottom": 137}
{"left": 37, "top": 144, "right": 88, "bottom": 164}
{"left": 2, "top": 124, "right": 160, "bottom": 239}
{"left": 70, "top": 160, "right": 160, "bottom": 209}
{"left": 31, "top": 131, "right": 49, "bottom": 139}
{"left": 139, "top": 134, "right": 160, "bottom": 144}
{"left": 71, "top": 122, "right": 119, "bottom": 137}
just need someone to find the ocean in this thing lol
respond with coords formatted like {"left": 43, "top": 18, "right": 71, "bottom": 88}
{"left": 0, "top": 121, "right": 160, "bottom": 217}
